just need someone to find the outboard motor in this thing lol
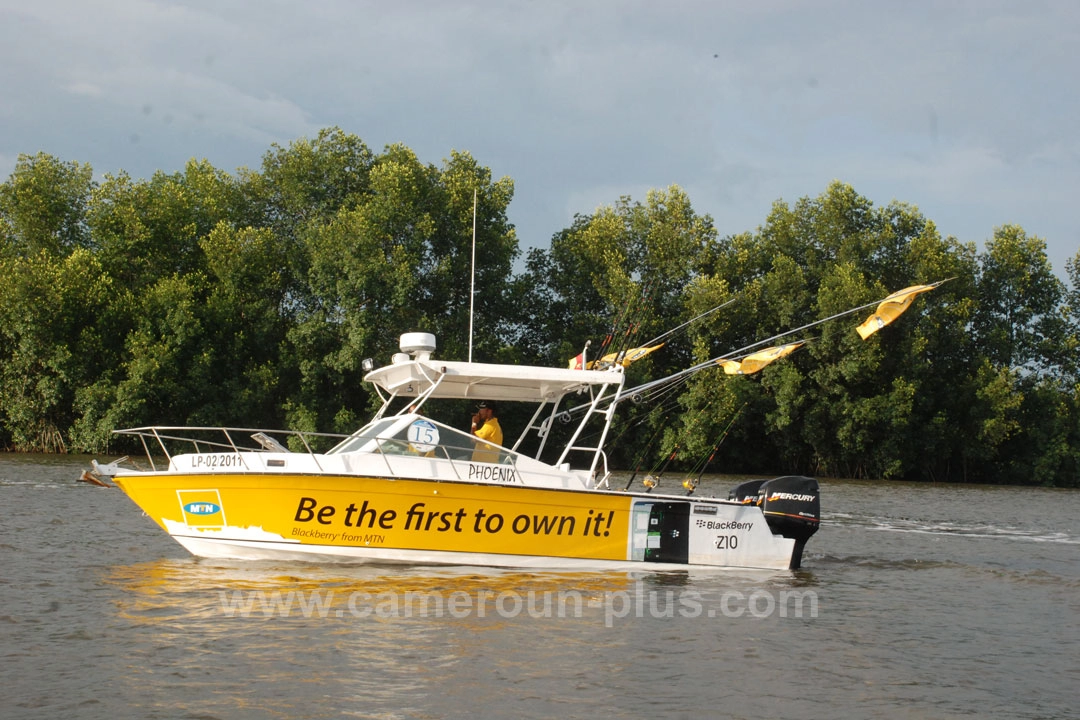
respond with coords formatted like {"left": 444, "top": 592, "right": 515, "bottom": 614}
{"left": 759, "top": 476, "right": 820, "bottom": 569}
{"left": 728, "top": 479, "right": 767, "bottom": 505}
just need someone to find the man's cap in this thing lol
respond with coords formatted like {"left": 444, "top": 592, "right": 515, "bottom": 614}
{"left": 477, "top": 400, "right": 497, "bottom": 411}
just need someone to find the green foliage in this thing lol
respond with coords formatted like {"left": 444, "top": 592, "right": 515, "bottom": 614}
{"left": 524, "top": 185, "right": 717, "bottom": 372}
{"left": 86, "top": 160, "right": 248, "bottom": 291}
{"left": 0, "top": 132, "right": 1076, "bottom": 485}
{"left": 974, "top": 225, "right": 1065, "bottom": 373}
{"left": 277, "top": 142, "right": 518, "bottom": 432}
{"left": 0, "top": 153, "right": 94, "bottom": 257}
{"left": 0, "top": 249, "right": 115, "bottom": 451}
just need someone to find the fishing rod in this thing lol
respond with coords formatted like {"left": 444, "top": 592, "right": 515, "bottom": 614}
{"left": 577, "top": 294, "right": 727, "bottom": 431}
{"left": 570, "top": 386, "right": 686, "bottom": 478}
{"left": 559, "top": 294, "right": 739, "bottom": 423}
{"left": 601, "top": 389, "right": 682, "bottom": 450}
{"left": 593, "top": 283, "right": 640, "bottom": 364}
{"left": 556, "top": 348, "right": 699, "bottom": 443}
{"left": 681, "top": 403, "right": 746, "bottom": 495}
{"left": 573, "top": 281, "right": 647, "bottom": 371}
{"left": 609, "top": 279, "right": 656, "bottom": 367}
{"left": 642, "top": 396, "right": 715, "bottom": 493}
{"left": 615, "top": 279, "right": 948, "bottom": 439}
{"left": 624, "top": 373, "right": 694, "bottom": 417}
{"left": 623, "top": 421, "right": 668, "bottom": 490}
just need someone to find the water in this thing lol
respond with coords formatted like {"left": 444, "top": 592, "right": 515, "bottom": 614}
{"left": 1, "top": 454, "right": 1077, "bottom": 720}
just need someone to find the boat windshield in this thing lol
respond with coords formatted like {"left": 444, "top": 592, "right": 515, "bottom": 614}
{"left": 326, "top": 418, "right": 400, "bottom": 454}
{"left": 327, "top": 414, "right": 510, "bottom": 464}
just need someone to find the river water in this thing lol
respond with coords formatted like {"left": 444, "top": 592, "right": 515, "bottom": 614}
{"left": 1, "top": 454, "right": 1077, "bottom": 719}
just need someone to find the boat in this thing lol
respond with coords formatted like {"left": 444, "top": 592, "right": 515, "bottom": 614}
{"left": 87, "top": 282, "right": 947, "bottom": 571}
{"left": 89, "top": 331, "right": 820, "bottom": 571}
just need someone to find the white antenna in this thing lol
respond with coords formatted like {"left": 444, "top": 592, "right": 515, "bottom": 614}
{"left": 468, "top": 187, "right": 477, "bottom": 363}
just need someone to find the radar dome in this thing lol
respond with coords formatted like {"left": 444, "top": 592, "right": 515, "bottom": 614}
{"left": 400, "top": 333, "right": 437, "bottom": 358}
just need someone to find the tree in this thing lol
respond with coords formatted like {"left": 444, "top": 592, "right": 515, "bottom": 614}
{"left": 87, "top": 159, "right": 246, "bottom": 291}
{"left": 973, "top": 225, "right": 1065, "bottom": 375}
{"left": 1060, "top": 249, "right": 1080, "bottom": 382}
{"left": 893, "top": 222, "right": 980, "bottom": 482}
{"left": 0, "top": 153, "right": 94, "bottom": 257}
{"left": 245, "top": 127, "right": 376, "bottom": 238}
{"left": 279, "top": 143, "right": 519, "bottom": 435}
{"left": 524, "top": 185, "right": 717, "bottom": 369}
{"left": 4, "top": 131, "right": 1077, "bottom": 486}
{"left": 0, "top": 249, "right": 115, "bottom": 451}
{"left": 191, "top": 223, "right": 292, "bottom": 426}
{"left": 522, "top": 185, "right": 720, "bottom": 468}
{"left": 685, "top": 185, "right": 979, "bottom": 480}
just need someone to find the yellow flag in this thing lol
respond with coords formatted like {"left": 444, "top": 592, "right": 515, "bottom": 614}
{"left": 568, "top": 343, "right": 664, "bottom": 370}
{"left": 595, "top": 343, "right": 665, "bottom": 369}
{"left": 719, "top": 342, "right": 804, "bottom": 375}
{"left": 856, "top": 284, "right": 937, "bottom": 340}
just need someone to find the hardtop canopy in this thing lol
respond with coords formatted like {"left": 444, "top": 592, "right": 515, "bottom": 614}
{"left": 363, "top": 358, "right": 625, "bottom": 404}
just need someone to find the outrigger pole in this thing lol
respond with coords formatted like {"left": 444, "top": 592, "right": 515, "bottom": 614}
{"left": 560, "top": 281, "right": 949, "bottom": 432}
{"left": 635, "top": 296, "right": 739, "bottom": 350}
{"left": 621, "top": 283, "right": 945, "bottom": 403}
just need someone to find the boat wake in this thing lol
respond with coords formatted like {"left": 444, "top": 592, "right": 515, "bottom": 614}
{"left": 826, "top": 512, "right": 1079, "bottom": 545}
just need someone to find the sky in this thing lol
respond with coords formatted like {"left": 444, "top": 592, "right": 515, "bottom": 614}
{"left": 2, "top": 0, "right": 1077, "bottom": 277}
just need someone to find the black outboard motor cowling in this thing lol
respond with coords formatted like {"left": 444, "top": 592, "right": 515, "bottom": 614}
{"left": 728, "top": 479, "right": 767, "bottom": 504}
{"left": 759, "top": 476, "right": 820, "bottom": 569}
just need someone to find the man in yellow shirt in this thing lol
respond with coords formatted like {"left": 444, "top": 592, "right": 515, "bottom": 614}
{"left": 470, "top": 400, "right": 503, "bottom": 463}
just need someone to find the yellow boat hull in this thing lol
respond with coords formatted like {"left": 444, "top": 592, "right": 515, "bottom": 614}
{"left": 113, "top": 471, "right": 798, "bottom": 570}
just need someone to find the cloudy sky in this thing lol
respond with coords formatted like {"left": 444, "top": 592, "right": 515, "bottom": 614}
{"left": 2, "top": 1, "right": 1077, "bottom": 276}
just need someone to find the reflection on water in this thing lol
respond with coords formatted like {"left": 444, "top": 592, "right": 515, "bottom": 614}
{"left": 103, "top": 557, "right": 798, "bottom": 629}
{"left": 103, "top": 559, "right": 652, "bottom": 624}
{"left": 99, "top": 559, "right": 818, "bottom": 718}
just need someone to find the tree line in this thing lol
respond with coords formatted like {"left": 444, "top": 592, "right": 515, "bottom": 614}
{"left": 1, "top": 127, "right": 1077, "bottom": 486}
